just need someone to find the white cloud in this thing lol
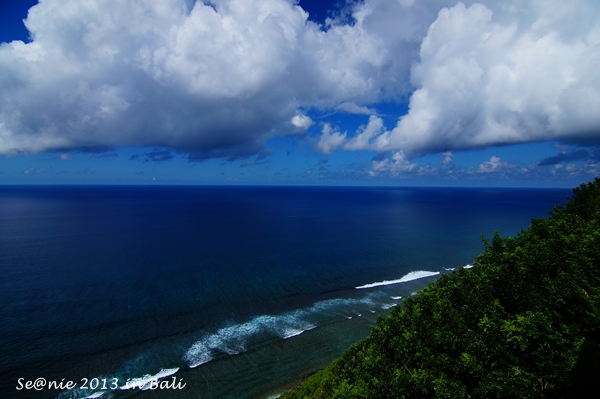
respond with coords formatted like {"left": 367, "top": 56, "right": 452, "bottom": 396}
{"left": 0, "top": 0, "right": 394, "bottom": 158}
{"left": 344, "top": 115, "right": 384, "bottom": 150}
{"left": 551, "top": 164, "right": 563, "bottom": 175}
{"left": 291, "top": 113, "right": 313, "bottom": 130}
{"left": 442, "top": 151, "right": 453, "bottom": 167}
{"left": 370, "top": 150, "right": 419, "bottom": 176}
{"left": 583, "top": 160, "right": 600, "bottom": 175}
{"left": 60, "top": 153, "right": 73, "bottom": 160}
{"left": 1, "top": 0, "right": 599, "bottom": 160}
{"left": 335, "top": 102, "right": 375, "bottom": 115}
{"left": 24, "top": 166, "right": 51, "bottom": 174}
{"left": 359, "top": 1, "right": 600, "bottom": 156}
{"left": 478, "top": 156, "right": 510, "bottom": 173}
{"left": 315, "top": 123, "right": 346, "bottom": 154}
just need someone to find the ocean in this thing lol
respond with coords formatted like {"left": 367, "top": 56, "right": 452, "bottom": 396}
{"left": 0, "top": 185, "right": 570, "bottom": 399}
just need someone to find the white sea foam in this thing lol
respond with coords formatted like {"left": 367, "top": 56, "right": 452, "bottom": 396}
{"left": 356, "top": 270, "right": 440, "bottom": 289}
{"left": 84, "top": 392, "right": 106, "bottom": 399}
{"left": 184, "top": 313, "right": 318, "bottom": 368}
{"left": 306, "top": 296, "right": 377, "bottom": 314}
{"left": 58, "top": 378, "right": 112, "bottom": 399}
{"left": 184, "top": 345, "right": 214, "bottom": 368}
{"left": 381, "top": 303, "right": 397, "bottom": 310}
{"left": 120, "top": 368, "right": 179, "bottom": 391}
{"left": 282, "top": 325, "right": 315, "bottom": 339}
{"left": 282, "top": 329, "right": 304, "bottom": 339}
{"left": 184, "top": 295, "right": 384, "bottom": 368}
{"left": 443, "top": 267, "right": 455, "bottom": 271}
{"left": 463, "top": 264, "right": 474, "bottom": 269}
{"left": 391, "top": 296, "right": 402, "bottom": 300}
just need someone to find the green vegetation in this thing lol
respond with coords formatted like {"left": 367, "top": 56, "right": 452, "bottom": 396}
{"left": 282, "top": 178, "right": 600, "bottom": 398}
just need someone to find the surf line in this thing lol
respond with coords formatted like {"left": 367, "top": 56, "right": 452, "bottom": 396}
{"left": 355, "top": 270, "right": 440, "bottom": 289}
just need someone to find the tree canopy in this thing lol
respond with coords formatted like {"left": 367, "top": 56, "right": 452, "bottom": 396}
{"left": 282, "top": 177, "right": 600, "bottom": 398}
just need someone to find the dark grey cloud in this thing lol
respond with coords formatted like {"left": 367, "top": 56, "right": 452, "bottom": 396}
{"left": 144, "top": 150, "right": 174, "bottom": 163}
{"left": 257, "top": 149, "right": 273, "bottom": 160}
{"left": 240, "top": 148, "right": 274, "bottom": 167}
{"left": 129, "top": 149, "right": 174, "bottom": 162}
{"left": 538, "top": 149, "right": 591, "bottom": 166}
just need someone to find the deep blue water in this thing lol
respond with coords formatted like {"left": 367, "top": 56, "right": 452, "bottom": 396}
{"left": 0, "top": 185, "right": 570, "bottom": 398}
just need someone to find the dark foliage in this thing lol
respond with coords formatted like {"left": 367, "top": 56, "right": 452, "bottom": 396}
{"left": 282, "top": 177, "right": 600, "bottom": 398}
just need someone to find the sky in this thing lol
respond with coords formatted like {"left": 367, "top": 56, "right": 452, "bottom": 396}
{"left": 0, "top": 0, "right": 599, "bottom": 187}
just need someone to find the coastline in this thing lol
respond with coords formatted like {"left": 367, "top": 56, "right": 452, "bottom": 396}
{"left": 272, "top": 179, "right": 600, "bottom": 397}
{"left": 2, "top": 186, "right": 571, "bottom": 399}
{"left": 67, "top": 272, "right": 442, "bottom": 399}
{"left": 253, "top": 271, "right": 461, "bottom": 399}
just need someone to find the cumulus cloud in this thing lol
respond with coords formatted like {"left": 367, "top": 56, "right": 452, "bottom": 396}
{"left": 369, "top": 150, "right": 420, "bottom": 176}
{"left": 1, "top": 0, "right": 599, "bottom": 161}
{"left": 315, "top": 124, "right": 346, "bottom": 154}
{"left": 477, "top": 156, "right": 511, "bottom": 173}
{"left": 291, "top": 114, "right": 313, "bottom": 130}
{"left": 583, "top": 160, "right": 600, "bottom": 175}
{"left": 442, "top": 151, "right": 453, "bottom": 167}
{"left": 365, "top": 151, "right": 600, "bottom": 182}
{"left": 344, "top": 115, "right": 384, "bottom": 150}
{"left": 0, "top": 0, "right": 395, "bottom": 158}
{"left": 339, "top": 0, "right": 600, "bottom": 156}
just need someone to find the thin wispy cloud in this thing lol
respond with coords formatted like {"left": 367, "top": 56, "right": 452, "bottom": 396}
{"left": 90, "top": 152, "right": 118, "bottom": 160}
{"left": 24, "top": 166, "right": 51, "bottom": 174}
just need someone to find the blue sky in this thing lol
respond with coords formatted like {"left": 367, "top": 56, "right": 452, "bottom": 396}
{"left": 1, "top": 0, "right": 599, "bottom": 187}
